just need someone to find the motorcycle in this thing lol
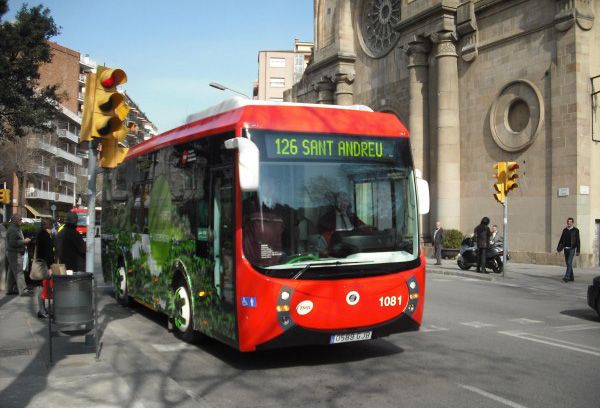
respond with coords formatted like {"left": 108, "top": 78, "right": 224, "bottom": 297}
{"left": 457, "top": 237, "right": 504, "bottom": 273}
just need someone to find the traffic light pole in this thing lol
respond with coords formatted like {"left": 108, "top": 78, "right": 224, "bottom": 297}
{"left": 85, "top": 140, "right": 99, "bottom": 275}
{"left": 502, "top": 196, "right": 508, "bottom": 278}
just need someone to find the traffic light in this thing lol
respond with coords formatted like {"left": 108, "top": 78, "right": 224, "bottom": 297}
{"left": 493, "top": 162, "right": 506, "bottom": 204}
{"left": 505, "top": 161, "right": 519, "bottom": 193}
{"left": 99, "top": 123, "right": 131, "bottom": 168}
{"left": 0, "top": 188, "right": 10, "bottom": 205}
{"left": 80, "top": 66, "right": 130, "bottom": 142}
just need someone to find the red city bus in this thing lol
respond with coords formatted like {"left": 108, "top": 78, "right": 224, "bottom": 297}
{"left": 70, "top": 207, "right": 101, "bottom": 236}
{"left": 101, "top": 98, "right": 429, "bottom": 351}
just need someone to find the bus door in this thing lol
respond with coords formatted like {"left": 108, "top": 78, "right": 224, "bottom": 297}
{"left": 209, "top": 166, "right": 236, "bottom": 336}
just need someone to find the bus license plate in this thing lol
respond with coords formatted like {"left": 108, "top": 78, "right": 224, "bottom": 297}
{"left": 329, "top": 331, "right": 372, "bottom": 344}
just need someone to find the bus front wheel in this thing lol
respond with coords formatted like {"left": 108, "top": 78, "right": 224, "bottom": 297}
{"left": 115, "top": 265, "right": 130, "bottom": 306}
{"left": 172, "top": 279, "right": 199, "bottom": 343}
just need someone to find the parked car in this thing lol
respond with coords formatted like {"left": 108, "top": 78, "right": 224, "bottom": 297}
{"left": 587, "top": 276, "right": 600, "bottom": 317}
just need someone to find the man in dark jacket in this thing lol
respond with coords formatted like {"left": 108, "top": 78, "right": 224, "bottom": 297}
{"left": 56, "top": 212, "right": 86, "bottom": 272}
{"left": 474, "top": 217, "right": 491, "bottom": 273}
{"left": 6, "top": 214, "right": 33, "bottom": 296}
{"left": 556, "top": 217, "right": 580, "bottom": 282}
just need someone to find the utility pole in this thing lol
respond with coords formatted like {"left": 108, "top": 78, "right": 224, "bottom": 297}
{"left": 85, "top": 140, "right": 99, "bottom": 274}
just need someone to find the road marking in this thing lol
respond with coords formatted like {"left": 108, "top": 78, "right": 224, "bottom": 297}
{"left": 508, "top": 318, "right": 544, "bottom": 325}
{"left": 460, "top": 321, "right": 496, "bottom": 328}
{"left": 458, "top": 384, "right": 529, "bottom": 408}
{"left": 553, "top": 323, "right": 600, "bottom": 332}
{"left": 498, "top": 331, "right": 600, "bottom": 357}
{"left": 151, "top": 343, "right": 192, "bottom": 352}
{"left": 420, "top": 325, "right": 449, "bottom": 332}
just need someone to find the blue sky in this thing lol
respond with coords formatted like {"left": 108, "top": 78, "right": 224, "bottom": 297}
{"left": 5, "top": 1, "right": 313, "bottom": 133}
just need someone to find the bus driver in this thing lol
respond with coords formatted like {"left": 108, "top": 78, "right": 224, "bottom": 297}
{"left": 318, "top": 192, "right": 364, "bottom": 252}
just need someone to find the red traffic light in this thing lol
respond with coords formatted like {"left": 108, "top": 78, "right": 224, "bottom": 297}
{"left": 99, "top": 69, "right": 127, "bottom": 89}
{"left": 507, "top": 162, "right": 519, "bottom": 171}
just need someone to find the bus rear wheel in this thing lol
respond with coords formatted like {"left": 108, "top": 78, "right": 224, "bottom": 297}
{"left": 115, "top": 265, "right": 130, "bottom": 306}
{"left": 172, "top": 279, "right": 199, "bottom": 343}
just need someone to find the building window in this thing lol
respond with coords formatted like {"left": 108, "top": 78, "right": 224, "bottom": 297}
{"left": 269, "top": 77, "right": 285, "bottom": 88}
{"left": 269, "top": 58, "right": 286, "bottom": 68}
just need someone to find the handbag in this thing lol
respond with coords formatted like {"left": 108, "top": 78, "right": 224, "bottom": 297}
{"left": 29, "top": 244, "right": 49, "bottom": 280}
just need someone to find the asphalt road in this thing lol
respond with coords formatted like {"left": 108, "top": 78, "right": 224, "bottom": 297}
{"left": 92, "top": 269, "right": 600, "bottom": 408}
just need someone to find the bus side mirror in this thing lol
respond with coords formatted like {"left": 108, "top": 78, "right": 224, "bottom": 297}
{"left": 415, "top": 169, "right": 430, "bottom": 215}
{"left": 224, "top": 137, "right": 259, "bottom": 192}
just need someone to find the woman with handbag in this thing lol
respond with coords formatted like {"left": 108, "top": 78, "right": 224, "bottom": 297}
{"left": 33, "top": 219, "right": 54, "bottom": 318}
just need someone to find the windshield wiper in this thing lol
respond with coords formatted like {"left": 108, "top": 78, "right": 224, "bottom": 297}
{"left": 292, "top": 263, "right": 311, "bottom": 279}
{"left": 290, "top": 260, "right": 372, "bottom": 280}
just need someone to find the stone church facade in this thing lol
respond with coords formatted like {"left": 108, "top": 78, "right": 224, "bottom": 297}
{"left": 287, "top": 0, "right": 600, "bottom": 267}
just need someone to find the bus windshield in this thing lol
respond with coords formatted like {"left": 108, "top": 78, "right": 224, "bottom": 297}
{"left": 242, "top": 130, "right": 419, "bottom": 277}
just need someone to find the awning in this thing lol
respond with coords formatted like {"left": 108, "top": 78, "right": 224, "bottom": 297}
{"left": 25, "top": 204, "right": 52, "bottom": 219}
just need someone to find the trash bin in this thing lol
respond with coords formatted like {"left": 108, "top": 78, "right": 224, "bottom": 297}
{"left": 53, "top": 272, "right": 94, "bottom": 325}
{"left": 48, "top": 272, "right": 99, "bottom": 364}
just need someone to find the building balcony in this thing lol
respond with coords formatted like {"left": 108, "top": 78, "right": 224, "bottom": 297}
{"left": 57, "top": 128, "right": 79, "bottom": 144}
{"left": 78, "top": 92, "right": 84, "bottom": 101}
{"left": 56, "top": 193, "right": 74, "bottom": 204}
{"left": 56, "top": 171, "right": 77, "bottom": 184}
{"left": 79, "top": 73, "right": 86, "bottom": 83}
{"left": 30, "top": 165, "right": 51, "bottom": 176}
{"left": 36, "top": 141, "right": 82, "bottom": 166}
{"left": 26, "top": 188, "right": 55, "bottom": 201}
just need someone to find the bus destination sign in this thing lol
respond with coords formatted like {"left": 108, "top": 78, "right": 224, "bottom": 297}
{"left": 264, "top": 134, "right": 396, "bottom": 161}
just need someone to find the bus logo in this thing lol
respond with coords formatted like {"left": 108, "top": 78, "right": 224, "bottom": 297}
{"left": 296, "top": 300, "right": 313, "bottom": 315}
{"left": 346, "top": 291, "right": 360, "bottom": 306}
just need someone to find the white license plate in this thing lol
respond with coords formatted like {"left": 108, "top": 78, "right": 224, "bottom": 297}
{"left": 329, "top": 331, "right": 372, "bottom": 344}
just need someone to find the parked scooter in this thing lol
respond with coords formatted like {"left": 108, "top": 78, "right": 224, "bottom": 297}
{"left": 457, "top": 237, "right": 504, "bottom": 273}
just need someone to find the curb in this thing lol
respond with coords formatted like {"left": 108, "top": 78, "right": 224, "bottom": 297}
{"left": 426, "top": 266, "right": 495, "bottom": 281}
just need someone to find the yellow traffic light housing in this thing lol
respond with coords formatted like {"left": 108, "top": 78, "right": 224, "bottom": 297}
{"left": 493, "top": 162, "right": 506, "bottom": 204}
{"left": 99, "top": 123, "right": 132, "bottom": 168}
{"left": 505, "top": 161, "right": 519, "bottom": 193}
{"left": 80, "top": 66, "right": 130, "bottom": 141}
{"left": 0, "top": 188, "right": 10, "bottom": 205}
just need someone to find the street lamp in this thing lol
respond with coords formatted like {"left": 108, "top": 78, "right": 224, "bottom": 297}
{"left": 209, "top": 82, "right": 251, "bottom": 99}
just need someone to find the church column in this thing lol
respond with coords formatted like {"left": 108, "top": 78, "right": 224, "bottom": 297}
{"left": 432, "top": 31, "right": 461, "bottom": 230}
{"left": 314, "top": 76, "right": 334, "bottom": 104}
{"left": 406, "top": 36, "right": 430, "bottom": 178}
{"left": 334, "top": 72, "right": 355, "bottom": 106}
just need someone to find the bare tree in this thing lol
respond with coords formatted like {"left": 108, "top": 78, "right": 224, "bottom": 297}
{"left": 0, "top": 133, "right": 45, "bottom": 215}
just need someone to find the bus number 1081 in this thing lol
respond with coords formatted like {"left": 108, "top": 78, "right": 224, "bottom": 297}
{"left": 379, "top": 296, "right": 402, "bottom": 307}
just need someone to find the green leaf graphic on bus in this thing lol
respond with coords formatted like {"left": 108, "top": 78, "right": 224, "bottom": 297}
{"left": 149, "top": 175, "right": 181, "bottom": 264}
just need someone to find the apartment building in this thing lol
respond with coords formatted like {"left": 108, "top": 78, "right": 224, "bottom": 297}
{"left": 254, "top": 39, "right": 313, "bottom": 101}
{"left": 18, "top": 42, "right": 88, "bottom": 219}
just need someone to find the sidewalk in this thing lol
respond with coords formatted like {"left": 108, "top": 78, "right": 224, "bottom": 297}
{"left": 426, "top": 257, "right": 600, "bottom": 283}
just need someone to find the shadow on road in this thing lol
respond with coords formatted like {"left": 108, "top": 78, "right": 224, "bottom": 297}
{"left": 128, "top": 297, "right": 404, "bottom": 369}
{"left": 560, "top": 308, "right": 600, "bottom": 322}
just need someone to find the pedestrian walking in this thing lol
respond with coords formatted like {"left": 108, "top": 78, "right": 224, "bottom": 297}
{"left": 6, "top": 214, "right": 33, "bottom": 296}
{"left": 34, "top": 219, "right": 54, "bottom": 318}
{"left": 432, "top": 221, "right": 444, "bottom": 265}
{"left": 474, "top": 217, "right": 491, "bottom": 273}
{"left": 556, "top": 217, "right": 580, "bottom": 282}
{"left": 0, "top": 214, "right": 7, "bottom": 292}
{"left": 56, "top": 212, "right": 85, "bottom": 272}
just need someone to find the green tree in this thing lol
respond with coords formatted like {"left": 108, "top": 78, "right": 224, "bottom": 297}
{"left": 0, "top": 0, "right": 61, "bottom": 141}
